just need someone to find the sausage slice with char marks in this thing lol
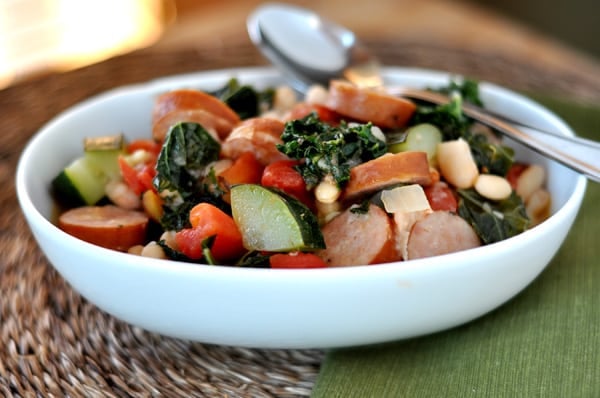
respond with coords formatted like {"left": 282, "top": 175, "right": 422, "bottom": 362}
{"left": 343, "top": 151, "right": 432, "bottom": 201}
{"left": 326, "top": 80, "right": 416, "bottom": 129}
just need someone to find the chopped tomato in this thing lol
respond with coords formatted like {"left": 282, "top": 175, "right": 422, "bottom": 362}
{"left": 424, "top": 182, "right": 458, "bottom": 212}
{"left": 177, "top": 203, "right": 246, "bottom": 261}
{"left": 287, "top": 103, "right": 341, "bottom": 125}
{"left": 118, "top": 156, "right": 156, "bottom": 196}
{"left": 261, "top": 160, "right": 312, "bottom": 207}
{"left": 269, "top": 252, "right": 328, "bottom": 269}
{"left": 219, "top": 152, "right": 264, "bottom": 186}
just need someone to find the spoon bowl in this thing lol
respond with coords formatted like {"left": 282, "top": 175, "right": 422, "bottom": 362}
{"left": 247, "top": 3, "right": 600, "bottom": 182}
{"left": 247, "top": 3, "right": 380, "bottom": 91}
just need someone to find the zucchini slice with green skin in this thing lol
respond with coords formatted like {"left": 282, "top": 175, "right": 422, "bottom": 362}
{"left": 52, "top": 135, "right": 124, "bottom": 206}
{"left": 230, "top": 184, "right": 325, "bottom": 252}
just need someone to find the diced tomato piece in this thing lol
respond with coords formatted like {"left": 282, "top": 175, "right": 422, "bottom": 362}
{"left": 177, "top": 203, "right": 246, "bottom": 261}
{"left": 287, "top": 103, "right": 342, "bottom": 125}
{"left": 219, "top": 152, "right": 264, "bottom": 186}
{"left": 506, "top": 163, "right": 528, "bottom": 189}
{"left": 261, "top": 160, "right": 312, "bottom": 207}
{"left": 424, "top": 182, "right": 458, "bottom": 212}
{"left": 127, "top": 139, "right": 162, "bottom": 156}
{"left": 269, "top": 252, "right": 328, "bottom": 269}
{"left": 118, "top": 156, "right": 157, "bottom": 196}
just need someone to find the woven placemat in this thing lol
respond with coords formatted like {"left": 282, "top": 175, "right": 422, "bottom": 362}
{"left": 1, "top": 39, "right": 598, "bottom": 397}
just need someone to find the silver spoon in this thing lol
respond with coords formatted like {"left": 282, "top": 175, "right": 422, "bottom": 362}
{"left": 247, "top": 3, "right": 600, "bottom": 183}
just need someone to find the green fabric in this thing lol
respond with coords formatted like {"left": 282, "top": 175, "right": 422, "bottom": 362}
{"left": 312, "top": 97, "right": 600, "bottom": 398}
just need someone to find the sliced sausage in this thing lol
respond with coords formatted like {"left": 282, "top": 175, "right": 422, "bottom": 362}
{"left": 406, "top": 211, "right": 481, "bottom": 260}
{"left": 58, "top": 205, "right": 149, "bottom": 251}
{"left": 152, "top": 109, "right": 232, "bottom": 142}
{"left": 221, "top": 117, "right": 289, "bottom": 166}
{"left": 318, "top": 203, "right": 398, "bottom": 266}
{"left": 326, "top": 80, "right": 416, "bottom": 129}
{"left": 343, "top": 151, "right": 432, "bottom": 201}
{"left": 152, "top": 89, "right": 240, "bottom": 141}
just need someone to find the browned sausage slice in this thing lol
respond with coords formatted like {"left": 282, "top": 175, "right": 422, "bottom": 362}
{"left": 152, "top": 109, "right": 231, "bottom": 142}
{"left": 152, "top": 89, "right": 240, "bottom": 141}
{"left": 343, "top": 151, "right": 432, "bottom": 200}
{"left": 326, "top": 80, "right": 416, "bottom": 128}
{"left": 406, "top": 211, "right": 481, "bottom": 260}
{"left": 221, "top": 117, "right": 289, "bottom": 165}
{"left": 318, "top": 203, "right": 398, "bottom": 266}
{"left": 58, "top": 205, "right": 149, "bottom": 251}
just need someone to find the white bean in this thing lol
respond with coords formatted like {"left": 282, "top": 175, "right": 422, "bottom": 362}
{"left": 105, "top": 179, "right": 141, "bottom": 210}
{"left": 305, "top": 84, "right": 329, "bottom": 105}
{"left": 273, "top": 85, "right": 297, "bottom": 113}
{"left": 526, "top": 188, "right": 551, "bottom": 226}
{"left": 315, "top": 175, "right": 341, "bottom": 204}
{"left": 474, "top": 174, "right": 512, "bottom": 201}
{"left": 436, "top": 139, "right": 479, "bottom": 189}
{"left": 128, "top": 245, "right": 144, "bottom": 255}
{"left": 141, "top": 241, "right": 167, "bottom": 259}
{"left": 159, "top": 230, "right": 178, "bottom": 250}
{"left": 517, "top": 164, "right": 545, "bottom": 202}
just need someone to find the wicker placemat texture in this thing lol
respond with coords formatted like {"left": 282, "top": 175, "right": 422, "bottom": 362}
{"left": 1, "top": 40, "right": 598, "bottom": 397}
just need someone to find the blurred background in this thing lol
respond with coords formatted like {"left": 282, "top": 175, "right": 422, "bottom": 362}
{"left": 0, "top": 0, "right": 598, "bottom": 91}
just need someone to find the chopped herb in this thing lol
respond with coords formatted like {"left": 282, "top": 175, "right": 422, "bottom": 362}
{"left": 350, "top": 200, "right": 371, "bottom": 214}
{"left": 457, "top": 188, "right": 530, "bottom": 244}
{"left": 211, "top": 78, "right": 276, "bottom": 119}
{"left": 153, "top": 122, "right": 227, "bottom": 230}
{"left": 412, "top": 79, "right": 515, "bottom": 176}
{"left": 277, "top": 113, "right": 387, "bottom": 188}
{"left": 236, "top": 251, "right": 271, "bottom": 268}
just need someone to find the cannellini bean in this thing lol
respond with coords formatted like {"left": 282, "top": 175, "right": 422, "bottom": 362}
{"left": 474, "top": 174, "right": 512, "bottom": 201}
{"left": 273, "top": 85, "right": 297, "bottom": 113}
{"left": 105, "top": 179, "right": 141, "bottom": 210}
{"left": 316, "top": 200, "right": 342, "bottom": 225}
{"left": 516, "top": 164, "right": 545, "bottom": 202}
{"left": 128, "top": 245, "right": 144, "bottom": 255}
{"left": 526, "top": 188, "right": 551, "bottom": 226}
{"left": 305, "top": 84, "right": 329, "bottom": 105}
{"left": 315, "top": 175, "right": 341, "bottom": 204}
{"left": 436, "top": 139, "right": 479, "bottom": 189}
{"left": 160, "top": 230, "right": 178, "bottom": 250}
{"left": 141, "top": 241, "right": 167, "bottom": 259}
{"left": 127, "top": 149, "right": 153, "bottom": 166}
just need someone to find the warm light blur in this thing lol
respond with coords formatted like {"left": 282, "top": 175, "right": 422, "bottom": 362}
{"left": 0, "top": 0, "right": 168, "bottom": 89}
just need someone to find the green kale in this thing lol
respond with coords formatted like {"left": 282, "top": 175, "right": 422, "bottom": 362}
{"left": 457, "top": 188, "right": 530, "bottom": 244}
{"left": 412, "top": 79, "right": 515, "bottom": 176}
{"left": 211, "top": 78, "right": 275, "bottom": 120}
{"left": 277, "top": 113, "right": 387, "bottom": 188}
{"left": 434, "top": 78, "right": 483, "bottom": 106}
{"left": 236, "top": 251, "right": 271, "bottom": 268}
{"left": 153, "top": 122, "right": 227, "bottom": 230}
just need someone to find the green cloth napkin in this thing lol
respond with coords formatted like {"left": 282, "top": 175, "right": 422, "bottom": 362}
{"left": 312, "top": 96, "right": 600, "bottom": 398}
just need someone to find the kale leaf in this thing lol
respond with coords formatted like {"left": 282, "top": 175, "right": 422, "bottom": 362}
{"left": 211, "top": 78, "right": 275, "bottom": 120}
{"left": 153, "top": 122, "right": 226, "bottom": 230}
{"left": 457, "top": 188, "right": 530, "bottom": 244}
{"left": 277, "top": 113, "right": 387, "bottom": 188}
{"left": 412, "top": 79, "right": 515, "bottom": 176}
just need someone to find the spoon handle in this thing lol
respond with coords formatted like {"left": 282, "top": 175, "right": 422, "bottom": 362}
{"left": 393, "top": 88, "right": 600, "bottom": 183}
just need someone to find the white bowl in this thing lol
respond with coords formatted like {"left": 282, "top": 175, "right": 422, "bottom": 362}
{"left": 16, "top": 67, "right": 586, "bottom": 349}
